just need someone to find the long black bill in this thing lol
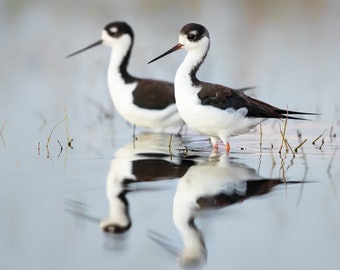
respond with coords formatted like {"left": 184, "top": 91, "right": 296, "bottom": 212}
{"left": 148, "top": 43, "right": 183, "bottom": 64}
{"left": 65, "top": 40, "right": 102, "bottom": 58}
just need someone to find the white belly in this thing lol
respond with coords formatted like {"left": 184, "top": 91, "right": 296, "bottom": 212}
{"left": 175, "top": 83, "right": 264, "bottom": 140}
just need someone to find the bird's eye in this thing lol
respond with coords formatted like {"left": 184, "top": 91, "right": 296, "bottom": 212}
{"left": 188, "top": 33, "right": 196, "bottom": 41}
{"left": 109, "top": 26, "right": 119, "bottom": 36}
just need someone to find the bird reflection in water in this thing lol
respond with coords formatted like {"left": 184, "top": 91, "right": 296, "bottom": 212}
{"left": 100, "top": 133, "right": 196, "bottom": 234}
{"left": 169, "top": 152, "right": 301, "bottom": 267}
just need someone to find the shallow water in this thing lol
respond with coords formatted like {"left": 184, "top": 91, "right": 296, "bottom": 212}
{"left": 1, "top": 1, "right": 340, "bottom": 270}
{"left": 1, "top": 118, "right": 339, "bottom": 269}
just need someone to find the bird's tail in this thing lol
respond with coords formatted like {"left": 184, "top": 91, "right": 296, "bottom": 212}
{"left": 277, "top": 109, "right": 320, "bottom": 120}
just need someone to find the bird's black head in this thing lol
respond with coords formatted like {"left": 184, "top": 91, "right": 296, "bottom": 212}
{"left": 180, "top": 23, "right": 210, "bottom": 43}
{"left": 103, "top": 21, "right": 134, "bottom": 41}
{"left": 66, "top": 21, "right": 134, "bottom": 58}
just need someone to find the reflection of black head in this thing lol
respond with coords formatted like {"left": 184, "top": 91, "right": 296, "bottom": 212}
{"left": 177, "top": 217, "right": 207, "bottom": 267}
{"left": 102, "top": 190, "right": 131, "bottom": 234}
{"left": 188, "top": 217, "right": 206, "bottom": 254}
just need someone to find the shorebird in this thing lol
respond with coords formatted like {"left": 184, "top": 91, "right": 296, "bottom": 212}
{"left": 66, "top": 21, "right": 183, "bottom": 132}
{"left": 148, "top": 23, "right": 317, "bottom": 151}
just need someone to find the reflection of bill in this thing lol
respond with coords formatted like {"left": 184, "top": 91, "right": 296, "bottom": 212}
{"left": 100, "top": 133, "right": 195, "bottom": 233}
{"left": 173, "top": 153, "right": 300, "bottom": 267}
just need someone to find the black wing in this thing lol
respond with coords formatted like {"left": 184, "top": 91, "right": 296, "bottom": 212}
{"left": 132, "top": 79, "right": 175, "bottom": 110}
{"left": 197, "top": 82, "right": 317, "bottom": 119}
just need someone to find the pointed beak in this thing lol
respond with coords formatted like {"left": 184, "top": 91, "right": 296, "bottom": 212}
{"left": 148, "top": 43, "right": 183, "bottom": 64}
{"left": 65, "top": 40, "right": 102, "bottom": 58}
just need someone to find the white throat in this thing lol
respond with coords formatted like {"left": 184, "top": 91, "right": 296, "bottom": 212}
{"left": 174, "top": 36, "right": 209, "bottom": 93}
{"left": 102, "top": 32, "right": 132, "bottom": 85}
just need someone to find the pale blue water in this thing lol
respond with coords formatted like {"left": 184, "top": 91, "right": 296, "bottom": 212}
{"left": 1, "top": 1, "right": 340, "bottom": 269}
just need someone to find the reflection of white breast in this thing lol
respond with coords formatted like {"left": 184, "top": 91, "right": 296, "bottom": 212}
{"left": 173, "top": 156, "right": 258, "bottom": 229}
{"left": 176, "top": 157, "right": 259, "bottom": 201}
{"left": 173, "top": 154, "right": 261, "bottom": 265}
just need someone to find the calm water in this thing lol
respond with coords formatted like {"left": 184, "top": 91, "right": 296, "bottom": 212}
{"left": 1, "top": 1, "right": 340, "bottom": 269}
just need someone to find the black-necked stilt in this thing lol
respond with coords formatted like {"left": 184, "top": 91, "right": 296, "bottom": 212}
{"left": 149, "top": 23, "right": 317, "bottom": 152}
{"left": 66, "top": 21, "right": 183, "bottom": 132}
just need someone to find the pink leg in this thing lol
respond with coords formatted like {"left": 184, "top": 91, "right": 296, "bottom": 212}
{"left": 225, "top": 142, "right": 230, "bottom": 153}
{"left": 210, "top": 137, "right": 219, "bottom": 151}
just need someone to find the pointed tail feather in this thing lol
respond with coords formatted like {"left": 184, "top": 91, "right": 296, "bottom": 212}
{"left": 283, "top": 110, "right": 319, "bottom": 116}
{"left": 277, "top": 109, "right": 320, "bottom": 120}
{"left": 283, "top": 115, "right": 311, "bottom": 121}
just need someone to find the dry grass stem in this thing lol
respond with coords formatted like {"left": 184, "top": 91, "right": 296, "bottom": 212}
{"left": 279, "top": 155, "right": 287, "bottom": 185}
{"left": 168, "top": 134, "right": 174, "bottom": 160}
{"left": 168, "top": 134, "right": 173, "bottom": 149}
{"left": 279, "top": 129, "right": 289, "bottom": 154}
{"left": 319, "top": 138, "right": 325, "bottom": 150}
{"left": 46, "top": 116, "right": 67, "bottom": 158}
{"left": 57, "top": 139, "right": 63, "bottom": 157}
{"left": 294, "top": 138, "right": 307, "bottom": 153}
{"left": 257, "top": 150, "right": 262, "bottom": 173}
{"left": 46, "top": 117, "right": 67, "bottom": 148}
{"left": 279, "top": 114, "right": 288, "bottom": 154}
{"left": 279, "top": 124, "right": 284, "bottom": 154}
{"left": 312, "top": 129, "right": 326, "bottom": 145}
{"left": 285, "top": 139, "right": 295, "bottom": 158}
{"left": 64, "top": 108, "right": 73, "bottom": 148}
{"left": 282, "top": 132, "right": 289, "bottom": 153}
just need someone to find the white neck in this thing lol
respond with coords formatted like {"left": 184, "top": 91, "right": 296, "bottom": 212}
{"left": 175, "top": 50, "right": 201, "bottom": 90}
{"left": 174, "top": 36, "right": 209, "bottom": 93}
{"left": 104, "top": 33, "right": 133, "bottom": 88}
{"left": 108, "top": 49, "right": 125, "bottom": 84}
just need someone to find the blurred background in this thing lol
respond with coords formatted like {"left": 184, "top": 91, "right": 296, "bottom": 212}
{"left": 1, "top": 0, "right": 339, "bottom": 126}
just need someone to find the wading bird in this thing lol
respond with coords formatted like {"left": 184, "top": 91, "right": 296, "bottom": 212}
{"left": 149, "top": 23, "right": 317, "bottom": 151}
